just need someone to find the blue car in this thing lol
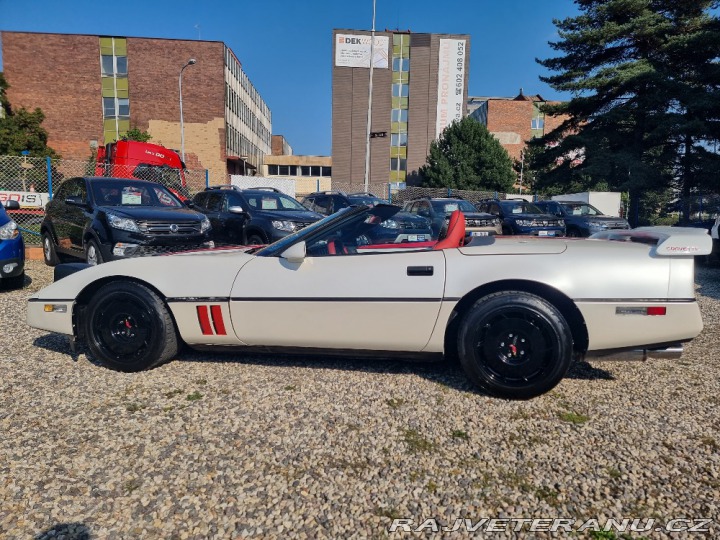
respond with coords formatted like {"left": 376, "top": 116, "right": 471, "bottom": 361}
{"left": 0, "top": 201, "right": 25, "bottom": 289}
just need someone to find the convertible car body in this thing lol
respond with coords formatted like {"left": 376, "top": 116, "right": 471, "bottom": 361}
{"left": 27, "top": 204, "right": 711, "bottom": 399}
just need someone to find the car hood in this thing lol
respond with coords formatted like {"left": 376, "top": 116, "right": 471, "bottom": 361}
{"left": 255, "top": 209, "right": 322, "bottom": 222}
{"left": 99, "top": 205, "right": 206, "bottom": 222}
{"left": 505, "top": 213, "right": 560, "bottom": 221}
{"left": 393, "top": 211, "right": 430, "bottom": 226}
{"left": 29, "top": 248, "right": 257, "bottom": 301}
{"left": 461, "top": 212, "right": 497, "bottom": 221}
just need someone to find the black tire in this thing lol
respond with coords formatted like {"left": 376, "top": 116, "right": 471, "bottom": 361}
{"left": 42, "top": 231, "right": 60, "bottom": 267}
{"left": 246, "top": 231, "right": 267, "bottom": 245}
{"left": 85, "top": 239, "right": 104, "bottom": 266}
{"left": 457, "top": 291, "right": 573, "bottom": 399}
{"left": 2, "top": 272, "right": 25, "bottom": 290}
{"left": 567, "top": 228, "right": 581, "bottom": 238}
{"left": 83, "top": 281, "right": 178, "bottom": 372}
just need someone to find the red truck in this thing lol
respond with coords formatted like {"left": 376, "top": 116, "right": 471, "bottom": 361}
{"left": 95, "top": 140, "right": 189, "bottom": 199}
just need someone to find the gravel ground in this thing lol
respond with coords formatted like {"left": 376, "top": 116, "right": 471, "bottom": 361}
{"left": 1, "top": 259, "right": 719, "bottom": 539}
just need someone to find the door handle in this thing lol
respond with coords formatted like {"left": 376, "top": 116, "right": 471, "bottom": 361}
{"left": 407, "top": 266, "right": 434, "bottom": 276}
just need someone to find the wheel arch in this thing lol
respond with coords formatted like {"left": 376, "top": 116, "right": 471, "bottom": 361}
{"left": 444, "top": 279, "right": 589, "bottom": 356}
{"left": 243, "top": 225, "right": 268, "bottom": 243}
{"left": 72, "top": 275, "right": 180, "bottom": 342}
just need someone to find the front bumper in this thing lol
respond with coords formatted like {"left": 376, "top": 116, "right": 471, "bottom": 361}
{"left": 0, "top": 235, "right": 25, "bottom": 278}
{"left": 512, "top": 226, "right": 566, "bottom": 237}
{"left": 0, "top": 256, "right": 24, "bottom": 278}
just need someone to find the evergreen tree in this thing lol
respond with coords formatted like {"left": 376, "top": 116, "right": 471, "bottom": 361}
{"left": 419, "top": 117, "right": 515, "bottom": 192}
{"left": 533, "top": 0, "right": 720, "bottom": 225}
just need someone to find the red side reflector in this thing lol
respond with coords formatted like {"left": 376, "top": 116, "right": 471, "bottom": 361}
{"left": 647, "top": 306, "right": 667, "bottom": 316}
{"left": 196, "top": 305, "right": 214, "bottom": 335}
{"left": 210, "top": 305, "right": 227, "bottom": 335}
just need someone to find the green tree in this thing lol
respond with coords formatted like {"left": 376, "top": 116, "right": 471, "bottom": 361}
{"left": 120, "top": 127, "right": 152, "bottom": 142}
{"left": 0, "top": 72, "right": 59, "bottom": 158}
{"left": 419, "top": 117, "right": 515, "bottom": 192}
{"left": 533, "top": 0, "right": 720, "bottom": 225}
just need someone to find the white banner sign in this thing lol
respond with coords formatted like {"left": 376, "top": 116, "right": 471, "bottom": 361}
{"left": 335, "top": 34, "right": 389, "bottom": 69}
{"left": 0, "top": 191, "right": 50, "bottom": 208}
{"left": 436, "top": 38, "right": 466, "bottom": 137}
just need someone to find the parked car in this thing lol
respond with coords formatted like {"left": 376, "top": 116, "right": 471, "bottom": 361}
{"left": 476, "top": 198, "right": 566, "bottom": 237}
{"left": 27, "top": 205, "right": 711, "bottom": 399}
{"left": 193, "top": 186, "right": 323, "bottom": 245}
{"left": 0, "top": 200, "right": 25, "bottom": 289}
{"left": 401, "top": 197, "right": 502, "bottom": 239}
{"left": 302, "top": 191, "right": 432, "bottom": 243}
{"left": 534, "top": 200, "right": 630, "bottom": 237}
{"left": 40, "top": 177, "right": 212, "bottom": 266}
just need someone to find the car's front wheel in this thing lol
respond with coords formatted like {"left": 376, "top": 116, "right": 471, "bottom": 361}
{"left": 85, "top": 239, "right": 104, "bottom": 266}
{"left": 42, "top": 232, "right": 60, "bottom": 266}
{"left": 83, "top": 281, "right": 178, "bottom": 372}
{"left": 457, "top": 291, "right": 573, "bottom": 399}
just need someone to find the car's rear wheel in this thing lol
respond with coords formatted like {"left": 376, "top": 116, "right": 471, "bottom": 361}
{"left": 42, "top": 232, "right": 60, "bottom": 266}
{"left": 85, "top": 239, "right": 104, "bottom": 266}
{"left": 83, "top": 281, "right": 178, "bottom": 372}
{"left": 457, "top": 291, "right": 573, "bottom": 399}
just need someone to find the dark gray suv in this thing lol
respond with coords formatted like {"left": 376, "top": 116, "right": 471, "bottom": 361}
{"left": 534, "top": 200, "right": 629, "bottom": 237}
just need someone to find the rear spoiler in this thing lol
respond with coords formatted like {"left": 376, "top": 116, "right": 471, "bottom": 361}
{"left": 589, "top": 226, "right": 712, "bottom": 256}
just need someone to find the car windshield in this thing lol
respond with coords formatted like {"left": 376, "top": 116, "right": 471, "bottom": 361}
{"left": 431, "top": 200, "right": 478, "bottom": 214}
{"left": 499, "top": 200, "right": 543, "bottom": 214}
{"left": 560, "top": 202, "right": 603, "bottom": 216}
{"left": 257, "top": 205, "right": 415, "bottom": 257}
{"left": 348, "top": 195, "right": 384, "bottom": 206}
{"left": 91, "top": 180, "right": 183, "bottom": 207}
{"left": 243, "top": 192, "right": 308, "bottom": 211}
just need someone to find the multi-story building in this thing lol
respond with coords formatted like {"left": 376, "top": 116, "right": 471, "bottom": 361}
{"left": 260, "top": 136, "right": 332, "bottom": 196}
{"left": 332, "top": 29, "right": 470, "bottom": 188}
{"left": 0, "top": 31, "right": 271, "bottom": 183}
{"left": 468, "top": 91, "right": 567, "bottom": 162}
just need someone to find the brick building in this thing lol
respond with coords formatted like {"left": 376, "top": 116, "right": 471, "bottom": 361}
{"left": 0, "top": 31, "right": 271, "bottom": 183}
{"left": 468, "top": 91, "right": 567, "bottom": 162}
{"left": 332, "top": 29, "right": 470, "bottom": 188}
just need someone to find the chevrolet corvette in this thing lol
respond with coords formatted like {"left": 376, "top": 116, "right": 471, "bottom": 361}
{"left": 27, "top": 204, "right": 711, "bottom": 399}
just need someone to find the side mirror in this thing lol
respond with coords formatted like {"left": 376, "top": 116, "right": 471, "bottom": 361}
{"left": 2, "top": 200, "right": 20, "bottom": 210}
{"left": 280, "top": 241, "right": 306, "bottom": 263}
{"left": 184, "top": 200, "right": 195, "bottom": 208}
{"left": 228, "top": 205, "right": 246, "bottom": 214}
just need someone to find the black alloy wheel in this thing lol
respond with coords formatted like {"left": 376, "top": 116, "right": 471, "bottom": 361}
{"left": 83, "top": 282, "right": 178, "bottom": 372}
{"left": 458, "top": 291, "right": 573, "bottom": 399}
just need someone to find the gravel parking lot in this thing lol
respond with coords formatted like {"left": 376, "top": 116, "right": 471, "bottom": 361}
{"left": 1, "top": 260, "right": 719, "bottom": 539}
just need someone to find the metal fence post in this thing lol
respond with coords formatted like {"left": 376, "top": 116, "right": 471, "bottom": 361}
{"left": 388, "top": 183, "right": 391, "bottom": 203}
{"left": 317, "top": 179, "right": 320, "bottom": 192}
{"left": 205, "top": 169, "right": 209, "bottom": 188}
{"left": 46, "top": 156, "right": 53, "bottom": 199}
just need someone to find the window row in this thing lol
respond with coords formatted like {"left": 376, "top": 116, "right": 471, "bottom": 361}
{"left": 226, "top": 123, "right": 263, "bottom": 162}
{"left": 226, "top": 84, "right": 271, "bottom": 147}
{"left": 391, "top": 157, "right": 407, "bottom": 172}
{"left": 225, "top": 48, "right": 270, "bottom": 120}
{"left": 267, "top": 165, "right": 332, "bottom": 177}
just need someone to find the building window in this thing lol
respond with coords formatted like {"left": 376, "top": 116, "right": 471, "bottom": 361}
{"left": 268, "top": 165, "right": 279, "bottom": 175}
{"left": 391, "top": 133, "right": 408, "bottom": 146}
{"left": 279, "top": 165, "right": 289, "bottom": 175}
{"left": 392, "top": 58, "right": 410, "bottom": 72}
{"left": 531, "top": 118, "right": 544, "bottom": 130}
{"left": 391, "top": 109, "right": 408, "bottom": 123}
{"left": 392, "top": 84, "right": 409, "bottom": 97}
{"left": 390, "top": 158, "right": 407, "bottom": 172}
{"left": 321, "top": 166, "right": 331, "bottom": 177}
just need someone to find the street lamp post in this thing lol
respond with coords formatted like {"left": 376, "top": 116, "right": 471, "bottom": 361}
{"left": 179, "top": 58, "right": 197, "bottom": 163}
{"left": 363, "top": 0, "right": 377, "bottom": 193}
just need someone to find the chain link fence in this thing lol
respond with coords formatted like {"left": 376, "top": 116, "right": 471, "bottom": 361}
{"left": 0, "top": 155, "right": 210, "bottom": 245}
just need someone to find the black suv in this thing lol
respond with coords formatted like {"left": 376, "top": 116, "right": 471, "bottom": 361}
{"left": 40, "top": 176, "right": 212, "bottom": 266}
{"left": 402, "top": 197, "right": 502, "bottom": 239}
{"left": 193, "top": 186, "right": 323, "bottom": 245}
{"left": 476, "top": 198, "right": 566, "bottom": 237}
{"left": 534, "top": 200, "right": 630, "bottom": 237}
{"left": 302, "top": 191, "right": 432, "bottom": 243}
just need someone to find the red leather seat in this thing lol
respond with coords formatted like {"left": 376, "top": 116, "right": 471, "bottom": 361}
{"left": 433, "top": 210, "right": 465, "bottom": 250}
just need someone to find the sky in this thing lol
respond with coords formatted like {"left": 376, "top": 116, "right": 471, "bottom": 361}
{"left": 0, "top": 0, "right": 579, "bottom": 156}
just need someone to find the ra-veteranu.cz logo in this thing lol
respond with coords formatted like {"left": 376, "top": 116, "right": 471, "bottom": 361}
{"left": 388, "top": 517, "right": 714, "bottom": 534}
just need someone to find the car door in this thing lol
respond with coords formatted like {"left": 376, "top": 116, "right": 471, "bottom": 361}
{"left": 225, "top": 192, "right": 249, "bottom": 244}
{"left": 229, "top": 248, "right": 447, "bottom": 352}
{"left": 52, "top": 178, "right": 88, "bottom": 255}
{"left": 203, "top": 193, "right": 226, "bottom": 241}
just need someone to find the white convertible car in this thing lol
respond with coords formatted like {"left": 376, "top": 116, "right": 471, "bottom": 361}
{"left": 27, "top": 204, "right": 711, "bottom": 399}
